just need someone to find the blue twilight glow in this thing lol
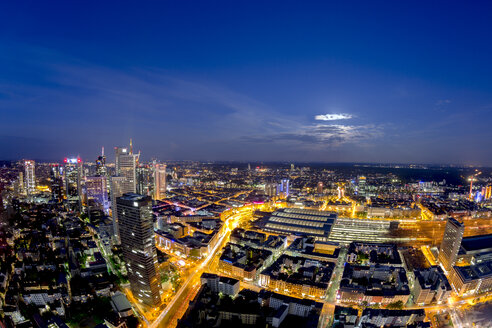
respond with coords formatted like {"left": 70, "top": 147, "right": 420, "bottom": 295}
{"left": 1, "top": 1, "right": 492, "bottom": 164}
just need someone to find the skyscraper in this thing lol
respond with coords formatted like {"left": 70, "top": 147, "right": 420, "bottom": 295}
{"left": 438, "top": 217, "right": 464, "bottom": 271}
{"left": 264, "top": 182, "right": 277, "bottom": 197}
{"left": 24, "top": 160, "right": 36, "bottom": 195}
{"left": 85, "top": 176, "right": 109, "bottom": 215}
{"left": 153, "top": 163, "right": 167, "bottom": 200}
{"left": 117, "top": 193, "right": 161, "bottom": 306}
{"left": 115, "top": 146, "right": 138, "bottom": 193}
{"left": 277, "top": 178, "right": 290, "bottom": 196}
{"left": 111, "top": 176, "right": 130, "bottom": 243}
{"left": 96, "top": 147, "right": 107, "bottom": 177}
{"left": 63, "top": 157, "right": 83, "bottom": 210}
{"left": 136, "top": 164, "right": 152, "bottom": 196}
{"left": 17, "top": 171, "right": 24, "bottom": 197}
{"left": 112, "top": 143, "right": 139, "bottom": 243}
{"left": 50, "top": 164, "right": 63, "bottom": 202}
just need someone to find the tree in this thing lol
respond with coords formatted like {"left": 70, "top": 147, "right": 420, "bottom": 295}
{"left": 386, "top": 300, "right": 404, "bottom": 310}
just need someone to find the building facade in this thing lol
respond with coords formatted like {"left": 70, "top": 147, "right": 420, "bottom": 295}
{"left": 117, "top": 193, "right": 160, "bottom": 306}
{"left": 153, "top": 163, "right": 167, "bottom": 200}
{"left": 438, "top": 217, "right": 464, "bottom": 271}
{"left": 24, "top": 160, "right": 36, "bottom": 195}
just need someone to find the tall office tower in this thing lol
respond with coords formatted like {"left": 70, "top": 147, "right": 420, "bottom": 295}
{"left": 112, "top": 143, "right": 139, "bottom": 243}
{"left": 110, "top": 176, "right": 132, "bottom": 243}
{"left": 317, "top": 181, "right": 324, "bottom": 194}
{"left": 277, "top": 178, "right": 290, "bottom": 196}
{"left": 96, "top": 147, "right": 107, "bottom": 177}
{"left": 18, "top": 171, "right": 24, "bottom": 196}
{"left": 438, "top": 217, "right": 465, "bottom": 271}
{"left": 63, "top": 157, "right": 83, "bottom": 210}
{"left": 24, "top": 160, "right": 36, "bottom": 195}
{"left": 264, "top": 183, "right": 277, "bottom": 197}
{"left": 114, "top": 146, "right": 137, "bottom": 193}
{"left": 85, "top": 176, "right": 109, "bottom": 215}
{"left": 51, "top": 164, "right": 60, "bottom": 179}
{"left": 117, "top": 193, "right": 161, "bottom": 306}
{"left": 153, "top": 163, "right": 167, "bottom": 200}
{"left": 290, "top": 163, "right": 295, "bottom": 171}
{"left": 136, "top": 165, "right": 152, "bottom": 196}
{"left": 358, "top": 176, "right": 367, "bottom": 195}
{"left": 247, "top": 163, "right": 251, "bottom": 171}
{"left": 50, "top": 164, "right": 63, "bottom": 202}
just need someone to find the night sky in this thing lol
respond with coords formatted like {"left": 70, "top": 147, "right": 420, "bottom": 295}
{"left": 1, "top": 1, "right": 492, "bottom": 164}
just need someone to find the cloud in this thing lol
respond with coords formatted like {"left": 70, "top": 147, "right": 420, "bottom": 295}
{"left": 314, "top": 113, "right": 353, "bottom": 121}
{"left": 0, "top": 44, "right": 385, "bottom": 161}
{"left": 242, "top": 123, "right": 383, "bottom": 148}
{"left": 436, "top": 99, "right": 452, "bottom": 106}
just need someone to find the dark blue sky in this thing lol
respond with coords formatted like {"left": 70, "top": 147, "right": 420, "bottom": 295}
{"left": 1, "top": 1, "right": 492, "bottom": 164}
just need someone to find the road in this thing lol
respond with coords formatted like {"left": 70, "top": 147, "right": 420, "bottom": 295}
{"left": 145, "top": 203, "right": 492, "bottom": 327}
{"left": 149, "top": 207, "right": 255, "bottom": 328}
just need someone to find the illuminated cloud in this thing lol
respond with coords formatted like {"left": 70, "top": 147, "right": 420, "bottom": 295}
{"left": 243, "top": 123, "right": 383, "bottom": 148}
{"left": 315, "top": 113, "right": 353, "bottom": 121}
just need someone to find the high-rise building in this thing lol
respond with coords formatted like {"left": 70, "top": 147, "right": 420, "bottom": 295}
{"left": 117, "top": 193, "right": 161, "bottom": 306}
{"left": 24, "top": 160, "right": 36, "bottom": 195}
{"left": 136, "top": 164, "right": 152, "bottom": 196}
{"left": 85, "top": 176, "right": 109, "bottom": 215}
{"left": 486, "top": 186, "right": 492, "bottom": 200}
{"left": 317, "top": 181, "right": 324, "bottom": 194}
{"left": 50, "top": 164, "right": 63, "bottom": 202}
{"left": 438, "top": 217, "right": 465, "bottom": 271}
{"left": 17, "top": 171, "right": 24, "bottom": 196}
{"left": 358, "top": 176, "right": 367, "bottom": 196}
{"left": 111, "top": 176, "right": 131, "bottom": 243}
{"left": 153, "top": 163, "right": 167, "bottom": 200}
{"left": 265, "top": 183, "right": 277, "bottom": 197}
{"left": 277, "top": 179, "right": 290, "bottom": 196}
{"left": 115, "top": 146, "right": 138, "bottom": 193}
{"left": 112, "top": 143, "right": 139, "bottom": 242}
{"left": 63, "top": 157, "right": 83, "bottom": 210}
{"left": 96, "top": 147, "right": 107, "bottom": 177}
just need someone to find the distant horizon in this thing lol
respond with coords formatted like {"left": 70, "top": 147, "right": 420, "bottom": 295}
{"left": 1, "top": 157, "right": 491, "bottom": 169}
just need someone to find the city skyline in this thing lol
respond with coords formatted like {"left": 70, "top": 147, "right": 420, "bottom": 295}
{"left": 1, "top": 2, "right": 492, "bottom": 165}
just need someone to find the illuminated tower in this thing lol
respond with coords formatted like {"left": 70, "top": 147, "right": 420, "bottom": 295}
{"left": 486, "top": 186, "right": 492, "bottom": 200}
{"left": 85, "top": 176, "right": 109, "bottom": 215}
{"left": 277, "top": 179, "right": 290, "bottom": 196}
{"left": 114, "top": 146, "right": 137, "bottom": 193}
{"left": 24, "top": 160, "right": 36, "bottom": 195}
{"left": 317, "top": 181, "right": 324, "bottom": 194}
{"left": 438, "top": 217, "right": 464, "bottom": 272}
{"left": 153, "top": 163, "right": 167, "bottom": 200}
{"left": 96, "top": 147, "right": 107, "bottom": 177}
{"left": 117, "top": 193, "right": 161, "bottom": 306}
{"left": 50, "top": 164, "right": 63, "bottom": 202}
{"left": 17, "top": 171, "right": 24, "bottom": 196}
{"left": 358, "top": 176, "right": 366, "bottom": 195}
{"left": 112, "top": 143, "right": 138, "bottom": 242}
{"left": 63, "top": 157, "right": 83, "bottom": 210}
{"left": 110, "top": 176, "right": 129, "bottom": 243}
